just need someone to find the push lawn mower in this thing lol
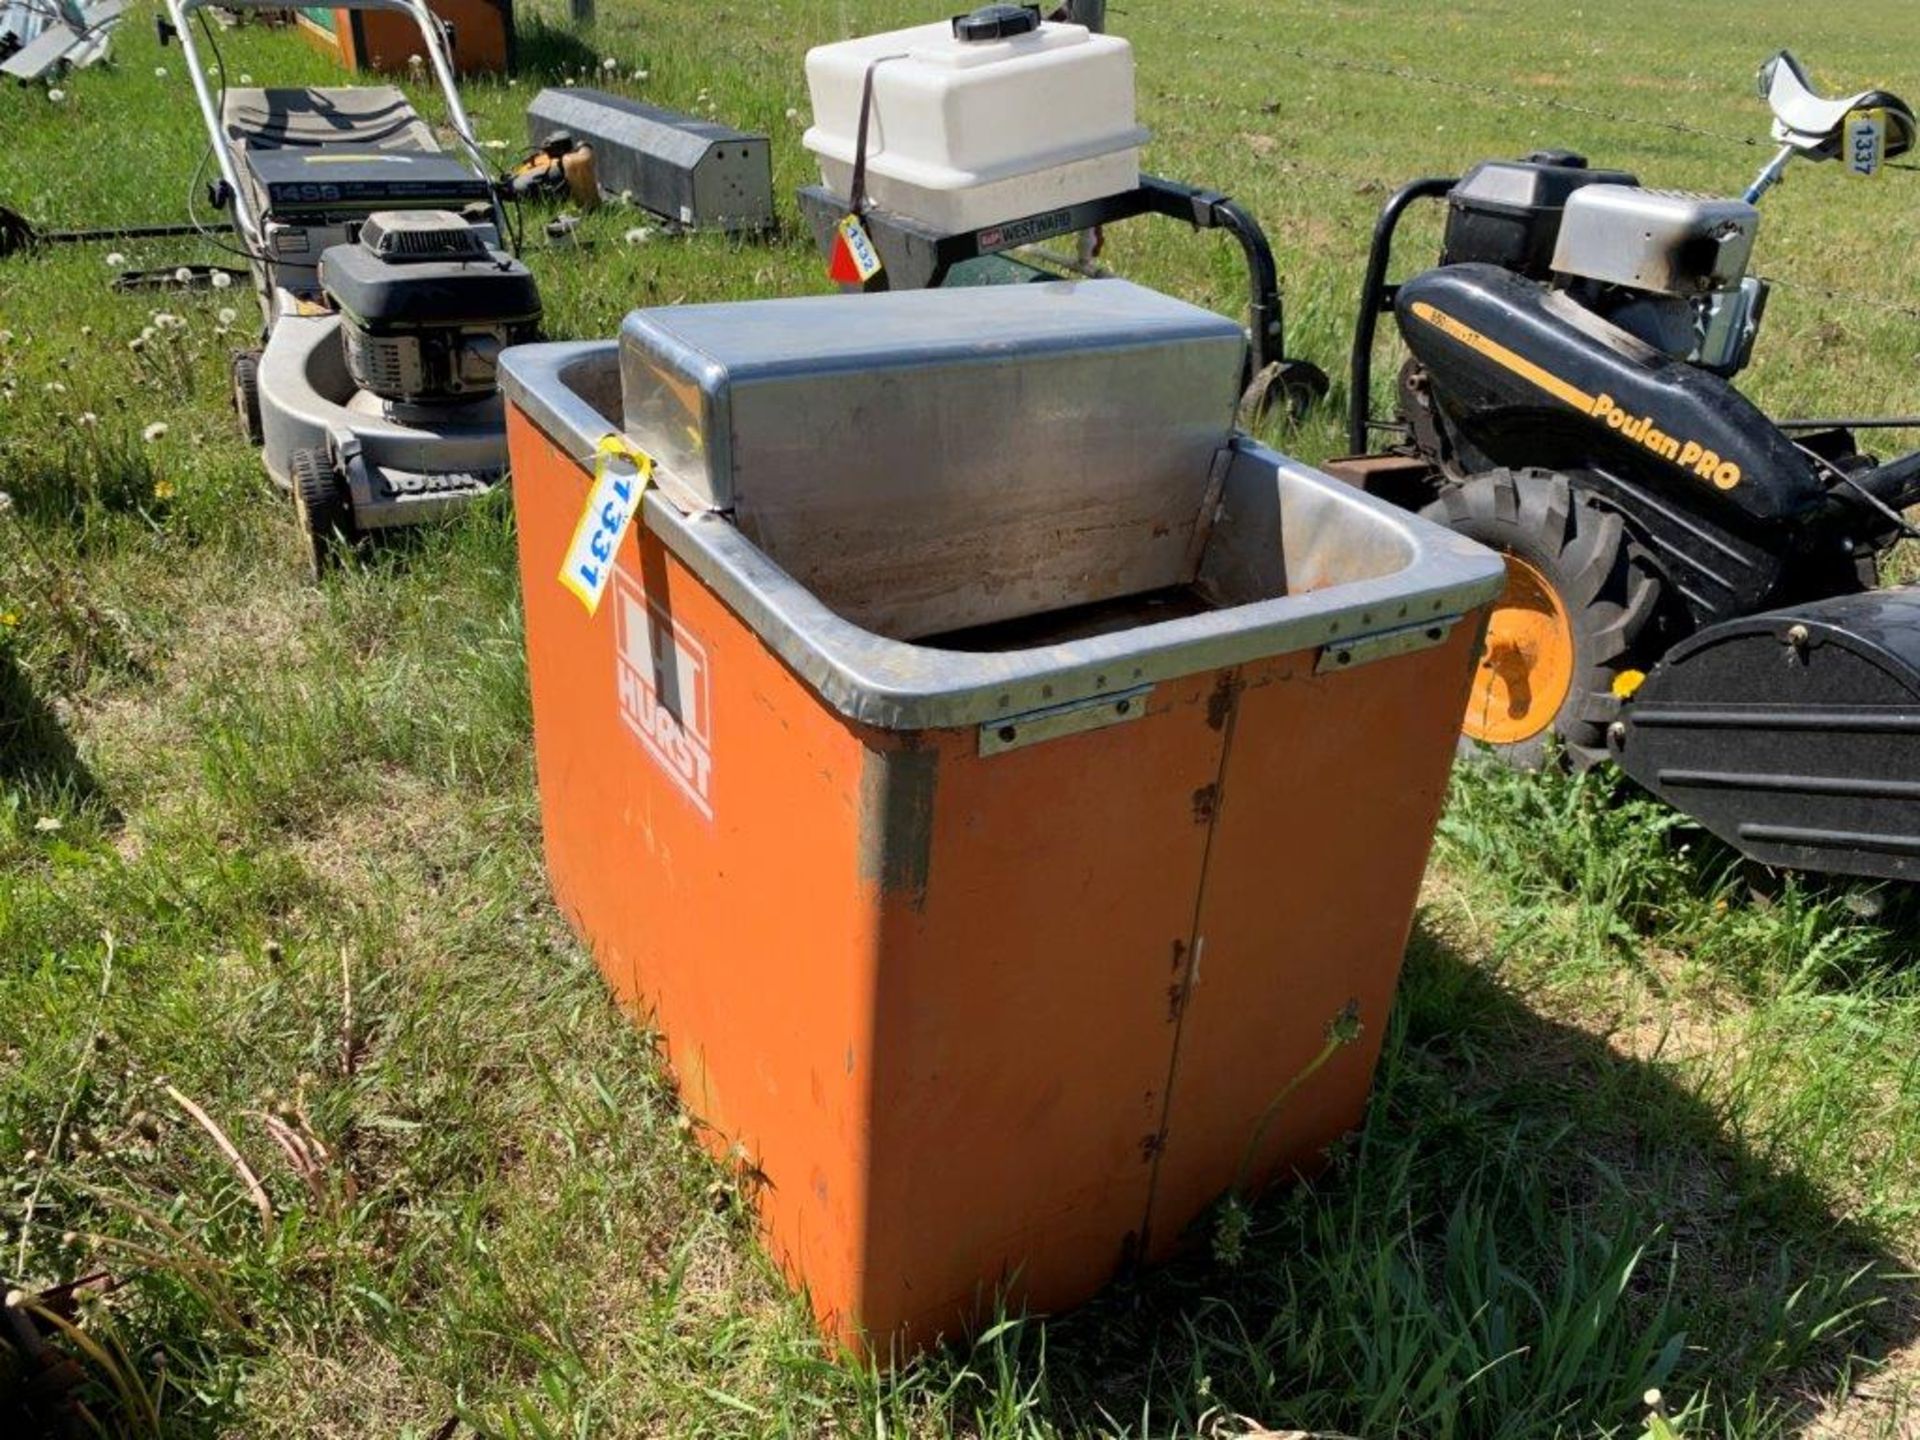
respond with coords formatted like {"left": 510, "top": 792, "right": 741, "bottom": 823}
{"left": 1330, "top": 52, "right": 1920, "bottom": 882}
{"left": 163, "top": 0, "right": 539, "bottom": 574}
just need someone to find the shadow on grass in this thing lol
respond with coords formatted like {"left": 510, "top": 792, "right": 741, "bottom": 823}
{"left": 941, "top": 916, "right": 1917, "bottom": 1439}
{"left": 0, "top": 648, "right": 111, "bottom": 817}
{"left": 512, "top": 15, "right": 602, "bottom": 86}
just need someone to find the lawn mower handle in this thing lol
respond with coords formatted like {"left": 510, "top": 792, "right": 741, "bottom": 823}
{"left": 163, "top": 0, "right": 494, "bottom": 248}
{"left": 1347, "top": 176, "right": 1455, "bottom": 455}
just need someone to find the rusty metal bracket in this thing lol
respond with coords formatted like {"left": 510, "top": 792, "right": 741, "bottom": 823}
{"left": 1315, "top": 618, "right": 1456, "bottom": 675}
{"left": 978, "top": 684, "right": 1154, "bottom": 756}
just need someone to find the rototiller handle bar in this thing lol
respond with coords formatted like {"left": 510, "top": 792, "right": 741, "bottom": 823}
{"left": 1347, "top": 175, "right": 1456, "bottom": 456}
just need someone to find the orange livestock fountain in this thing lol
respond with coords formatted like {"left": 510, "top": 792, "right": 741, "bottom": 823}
{"left": 501, "top": 281, "right": 1502, "bottom": 1357}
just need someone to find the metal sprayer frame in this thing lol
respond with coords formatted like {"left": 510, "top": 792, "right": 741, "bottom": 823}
{"left": 162, "top": 0, "right": 503, "bottom": 251}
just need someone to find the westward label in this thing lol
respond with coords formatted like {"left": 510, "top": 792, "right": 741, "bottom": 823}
{"left": 613, "top": 565, "right": 714, "bottom": 820}
{"left": 976, "top": 208, "right": 1075, "bottom": 251}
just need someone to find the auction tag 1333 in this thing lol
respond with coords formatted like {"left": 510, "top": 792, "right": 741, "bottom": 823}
{"left": 559, "top": 435, "right": 655, "bottom": 615}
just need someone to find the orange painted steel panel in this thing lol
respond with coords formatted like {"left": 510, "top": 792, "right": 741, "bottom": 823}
{"left": 508, "top": 389, "right": 1495, "bottom": 1357}
{"left": 1141, "top": 631, "right": 1484, "bottom": 1257}
{"left": 308, "top": 0, "right": 513, "bottom": 75}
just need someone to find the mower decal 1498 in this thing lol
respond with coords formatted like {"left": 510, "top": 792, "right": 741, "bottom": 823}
{"left": 1408, "top": 300, "right": 1743, "bottom": 490}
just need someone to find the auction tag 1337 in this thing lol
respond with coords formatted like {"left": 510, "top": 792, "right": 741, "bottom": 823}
{"left": 1847, "top": 107, "right": 1887, "bottom": 177}
{"left": 559, "top": 436, "right": 655, "bottom": 615}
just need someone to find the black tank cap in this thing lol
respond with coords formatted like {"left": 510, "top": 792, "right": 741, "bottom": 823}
{"left": 951, "top": 4, "right": 1042, "bottom": 41}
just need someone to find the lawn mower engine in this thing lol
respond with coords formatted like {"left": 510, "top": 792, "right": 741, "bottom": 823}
{"left": 319, "top": 211, "right": 541, "bottom": 407}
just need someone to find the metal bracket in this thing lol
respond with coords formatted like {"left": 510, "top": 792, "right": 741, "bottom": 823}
{"left": 1315, "top": 618, "right": 1457, "bottom": 675}
{"left": 979, "top": 685, "right": 1153, "bottom": 756}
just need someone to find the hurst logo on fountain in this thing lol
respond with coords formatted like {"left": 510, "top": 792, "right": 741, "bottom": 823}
{"left": 613, "top": 566, "right": 714, "bottom": 820}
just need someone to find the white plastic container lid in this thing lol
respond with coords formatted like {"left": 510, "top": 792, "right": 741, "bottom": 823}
{"left": 803, "top": 15, "right": 1148, "bottom": 197}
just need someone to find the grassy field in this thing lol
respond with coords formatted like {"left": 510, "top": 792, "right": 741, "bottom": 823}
{"left": 3, "top": 1, "right": 1919, "bottom": 1435}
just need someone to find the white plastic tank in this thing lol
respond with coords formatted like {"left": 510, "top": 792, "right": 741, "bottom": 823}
{"left": 803, "top": 5, "right": 1149, "bottom": 234}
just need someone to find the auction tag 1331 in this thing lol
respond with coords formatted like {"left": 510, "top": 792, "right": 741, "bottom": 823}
{"left": 559, "top": 435, "right": 655, "bottom": 615}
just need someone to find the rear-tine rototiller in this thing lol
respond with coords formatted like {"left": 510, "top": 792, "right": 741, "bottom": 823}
{"left": 1331, "top": 51, "right": 1920, "bottom": 882}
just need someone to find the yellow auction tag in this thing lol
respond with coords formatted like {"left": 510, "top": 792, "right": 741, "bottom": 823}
{"left": 828, "top": 213, "right": 884, "bottom": 284}
{"left": 1846, "top": 107, "right": 1887, "bottom": 177}
{"left": 559, "top": 435, "right": 654, "bottom": 615}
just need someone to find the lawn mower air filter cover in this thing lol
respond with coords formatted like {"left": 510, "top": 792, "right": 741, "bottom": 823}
{"left": 321, "top": 211, "right": 542, "bottom": 405}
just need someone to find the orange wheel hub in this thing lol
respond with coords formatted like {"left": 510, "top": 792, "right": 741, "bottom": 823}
{"left": 1463, "top": 553, "right": 1575, "bottom": 746}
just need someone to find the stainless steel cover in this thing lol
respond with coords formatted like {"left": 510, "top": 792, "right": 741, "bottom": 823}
{"left": 503, "top": 339, "right": 1507, "bottom": 729}
{"left": 1550, "top": 186, "right": 1760, "bottom": 297}
{"left": 617, "top": 280, "right": 1247, "bottom": 639}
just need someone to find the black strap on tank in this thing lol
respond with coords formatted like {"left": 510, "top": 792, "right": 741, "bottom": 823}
{"left": 848, "top": 53, "right": 909, "bottom": 215}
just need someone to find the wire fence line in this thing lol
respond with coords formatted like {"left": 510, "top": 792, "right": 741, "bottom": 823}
{"left": 1145, "top": 37, "right": 1920, "bottom": 321}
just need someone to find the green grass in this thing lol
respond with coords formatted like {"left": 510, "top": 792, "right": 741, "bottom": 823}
{"left": 3, "top": 1, "right": 1920, "bottom": 1435}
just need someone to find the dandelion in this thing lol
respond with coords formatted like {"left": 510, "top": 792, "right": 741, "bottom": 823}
{"left": 33, "top": 816, "right": 61, "bottom": 833}
{"left": 785, "top": 107, "right": 800, "bottom": 121}
{"left": 153, "top": 66, "right": 167, "bottom": 78}
{"left": 217, "top": 307, "right": 238, "bottom": 327}
{"left": 602, "top": 56, "right": 618, "bottom": 72}
{"left": 211, "top": 271, "right": 232, "bottom": 290}
{"left": 79, "top": 325, "right": 92, "bottom": 337}
{"left": 0, "top": 492, "right": 12, "bottom": 513}
{"left": 77, "top": 412, "right": 97, "bottom": 427}
{"left": 152, "top": 479, "right": 176, "bottom": 501}
{"left": 238, "top": 72, "right": 252, "bottom": 85}
{"left": 0, "top": 612, "right": 17, "bottom": 629}
{"left": 142, "top": 422, "right": 169, "bottom": 443}
{"left": 624, "top": 226, "right": 656, "bottom": 245}
{"left": 46, "top": 88, "right": 64, "bottom": 103}
{"left": 43, "top": 381, "right": 66, "bottom": 394}
{"left": 632, "top": 69, "right": 648, "bottom": 82}
{"left": 152, "top": 314, "right": 183, "bottom": 330}
{"left": 128, "top": 335, "right": 146, "bottom": 352}
{"left": 105, "top": 252, "right": 125, "bottom": 267}
{"left": 408, "top": 53, "right": 424, "bottom": 70}
{"left": 174, "top": 267, "right": 193, "bottom": 285}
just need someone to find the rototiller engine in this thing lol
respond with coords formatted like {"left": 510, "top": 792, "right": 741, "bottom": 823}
{"left": 1331, "top": 52, "right": 1920, "bottom": 881}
